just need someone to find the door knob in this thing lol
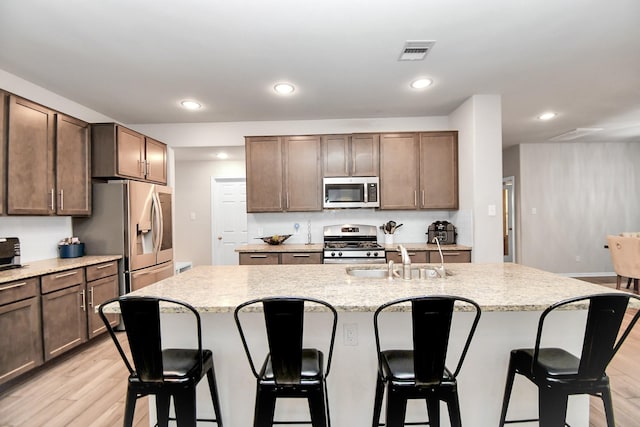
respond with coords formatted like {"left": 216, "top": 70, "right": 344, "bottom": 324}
{"left": 217, "top": 236, "right": 222, "bottom": 240}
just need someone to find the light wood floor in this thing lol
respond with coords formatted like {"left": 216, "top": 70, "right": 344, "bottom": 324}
{"left": 0, "top": 278, "right": 637, "bottom": 426}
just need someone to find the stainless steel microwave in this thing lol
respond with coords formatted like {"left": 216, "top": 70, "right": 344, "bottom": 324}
{"left": 323, "top": 177, "right": 379, "bottom": 208}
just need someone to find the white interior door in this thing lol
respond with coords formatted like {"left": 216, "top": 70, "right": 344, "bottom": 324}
{"left": 212, "top": 178, "right": 247, "bottom": 265}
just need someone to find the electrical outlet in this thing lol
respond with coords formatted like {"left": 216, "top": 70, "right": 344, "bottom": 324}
{"left": 343, "top": 323, "right": 358, "bottom": 346}
{"left": 575, "top": 255, "right": 581, "bottom": 262}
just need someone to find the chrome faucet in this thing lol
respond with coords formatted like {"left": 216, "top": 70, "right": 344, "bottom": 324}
{"left": 397, "top": 244, "right": 412, "bottom": 280}
{"left": 431, "top": 237, "right": 447, "bottom": 278}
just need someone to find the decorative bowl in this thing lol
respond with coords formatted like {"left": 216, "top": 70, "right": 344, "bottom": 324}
{"left": 258, "top": 234, "right": 292, "bottom": 245}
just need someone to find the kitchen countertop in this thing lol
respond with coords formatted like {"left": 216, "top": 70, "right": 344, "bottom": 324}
{"left": 235, "top": 243, "right": 471, "bottom": 252}
{"left": 120, "top": 262, "right": 622, "bottom": 313}
{"left": 0, "top": 255, "right": 122, "bottom": 284}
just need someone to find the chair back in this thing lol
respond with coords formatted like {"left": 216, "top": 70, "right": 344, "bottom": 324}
{"left": 234, "top": 296, "right": 338, "bottom": 385}
{"left": 533, "top": 293, "right": 640, "bottom": 381}
{"left": 374, "top": 295, "right": 481, "bottom": 386}
{"left": 99, "top": 296, "right": 204, "bottom": 382}
{"left": 607, "top": 235, "right": 640, "bottom": 279}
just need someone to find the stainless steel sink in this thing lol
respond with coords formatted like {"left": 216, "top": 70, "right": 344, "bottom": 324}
{"left": 345, "top": 266, "right": 447, "bottom": 279}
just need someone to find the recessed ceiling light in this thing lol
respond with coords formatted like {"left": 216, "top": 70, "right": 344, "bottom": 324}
{"left": 274, "top": 83, "right": 295, "bottom": 95}
{"left": 538, "top": 112, "right": 557, "bottom": 121}
{"left": 180, "top": 100, "right": 202, "bottom": 110}
{"left": 216, "top": 152, "right": 229, "bottom": 160}
{"left": 410, "top": 78, "right": 433, "bottom": 89}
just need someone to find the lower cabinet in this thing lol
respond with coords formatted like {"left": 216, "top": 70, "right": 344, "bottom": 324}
{"left": 387, "top": 249, "right": 471, "bottom": 264}
{"left": 239, "top": 252, "right": 322, "bottom": 265}
{"left": 41, "top": 268, "right": 87, "bottom": 361}
{"left": 386, "top": 250, "right": 428, "bottom": 264}
{"left": 0, "top": 278, "right": 43, "bottom": 385}
{"left": 86, "top": 261, "right": 119, "bottom": 339}
{"left": 429, "top": 250, "right": 471, "bottom": 263}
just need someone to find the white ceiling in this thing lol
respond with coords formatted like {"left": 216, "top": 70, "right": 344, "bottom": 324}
{"left": 1, "top": 0, "right": 639, "bottom": 149}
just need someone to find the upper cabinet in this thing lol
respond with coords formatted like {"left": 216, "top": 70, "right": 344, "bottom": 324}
{"left": 6, "top": 96, "right": 56, "bottom": 215}
{"left": 380, "top": 131, "right": 458, "bottom": 210}
{"left": 322, "top": 133, "right": 379, "bottom": 177}
{"left": 56, "top": 114, "right": 91, "bottom": 215}
{"left": 0, "top": 91, "right": 6, "bottom": 215}
{"left": 4, "top": 94, "right": 91, "bottom": 216}
{"left": 245, "top": 135, "right": 322, "bottom": 213}
{"left": 91, "top": 123, "right": 167, "bottom": 184}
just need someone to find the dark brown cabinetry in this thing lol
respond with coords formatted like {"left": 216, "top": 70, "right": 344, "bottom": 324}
{"left": 0, "top": 278, "right": 43, "bottom": 385}
{"left": 239, "top": 252, "right": 322, "bottom": 265}
{"left": 0, "top": 91, "right": 6, "bottom": 215}
{"left": 5, "top": 95, "right": 91, "bottom": 216}
{"left": 6, "top": 96, "right": 55, "bottom": 215}
{"left": 245, "top": 135, "right": 322, "bottom": 213}
{"left": 428, "top": 250, "right": 471, "bottom": 263}
{"left": 322, "top": 134, "right": 379, "bottom": 177}
{"left": 92, "top": 123, "right": 167, "bottom": 184}
{"left": 40, "top": 268, "right": 87, "bottom": 361}
{"left": 386, "top": 249, "right": 471, "bottom": 264}
{"left": 85, "top": 261, "right": 119, "bottom": 339}
{"left": 380, "top": 131, "right": 458, "bottom": 210}
{"left": 56, "top": 114, "right": 91, "bottom": 215}
{"left": 386, "top": 250, "right": 428, "bottom": 264}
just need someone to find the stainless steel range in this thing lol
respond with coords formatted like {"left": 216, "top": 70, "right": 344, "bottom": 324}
{"left": 323, "top": 224, "right": 385, "bottom": 264}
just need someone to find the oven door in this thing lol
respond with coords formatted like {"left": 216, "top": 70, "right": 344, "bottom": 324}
{"left": 323, "top": 257, "right": 386, "bottom": 264}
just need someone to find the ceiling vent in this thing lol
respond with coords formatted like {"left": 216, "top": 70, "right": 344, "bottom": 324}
{"left": 548, "top": 128, "right": 603, "bottom": 142}
{"left": 398, "top": 40, "right": 436, "bottom": 61}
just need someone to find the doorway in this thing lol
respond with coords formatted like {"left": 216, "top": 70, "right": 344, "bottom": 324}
{"left": 502, "top": 176, "right": 516, "bottom": 263}
{"left": 211, "top": 177, "right": 247, "bottom": 265}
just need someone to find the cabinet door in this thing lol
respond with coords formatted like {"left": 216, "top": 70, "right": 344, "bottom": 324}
{"left": 351, "top": 134, "right": 379, "bottom": 176}
{"left": 41, "top": 283, "right": 87, "bottom": 361}
{"left": 87, "top": 275, "right": 119, "bottom": 339}
{"left": 239, "top": 253, "right": 280, "bottom": 265}
{"left": 145, "top": 137, "right": 167, "bottom": 184}
{"left": 130, "top": 262, "right": 174, "bottom": 292}
{"left": 245, "top": 136, "right": 284, "bottom": 212}
{"left": 7, "top": 96, "right": 55, "bottom": 215}
{"left": 0, "top": 91, "right": 6, "bottom": 215}
{"left": 56, "top": 114, "right": 91, "bottom": 215}
{"left": 429, "top": 250, "right": 471, "bottom": 263}
{"left": 284, "top": 135, "right": 322, "bottom": 211}
{"left": 116, "top": 126, "right": 145, "bottom": 179}
{"left": 323, "top": 134, "right": 350, "bottom": 177}
{"left": 379, "top": 133, "right": 419, "bottom": 210}
{"left": 419, "top": 132, "right": 458, "bottom": 209}
{"left": 281, "top": 252, "right": 322, "bottom": 264}
{"left": 0, "top": 296, "right": 43, "bottom": 385}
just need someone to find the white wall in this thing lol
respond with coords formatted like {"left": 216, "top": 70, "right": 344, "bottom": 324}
{"left": 503, "top": 142, "right": 640, "bottom": 275}
{"left": 450, "top": 95, "right": 504, "bottom": 263}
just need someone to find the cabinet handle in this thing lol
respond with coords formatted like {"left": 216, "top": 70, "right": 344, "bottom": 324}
{"left": 250, "top": 255, "right": 268, "bottom": 258}
{"left": 421, "top": 190, "right": 425, "bottom": 207}
{"left": 286, "top": 192, "right": 290, "bottom": 209}
{"left": 50, "top": 188, "right": 55, "bottom": 210}
{"left": 0, "top": 281, "right": 28, "bottom": 291}
{"left": 146, "top": 160, "right": 150, "bottom": 176}
{"left": 89, "top": 287, "right": 94, "bottom": 308}
{"left": 80, "top": 289, "right": 86, "bottom": 312}
{"left": 414, "top": 191, "right": 417, "bottom": 207}
{"left": 60, "top": 189, "right": 64, "bottom": 211}
{"left": 279, "top": 192, "right": 282, "bottom": 209}
{"left": 54, "top": 271, "right": 78, "bottom": 279}
{"left": 96, "top": 263, "right": 114, "bottom": 269}
{"left": 442, "top": 252, "right": 460, "bottom": 256}
{"left": 293, "top": 254, "right": 310, "bottom": 258}
{"left": 139, "top": 160, "right": 145, "bottom": 175}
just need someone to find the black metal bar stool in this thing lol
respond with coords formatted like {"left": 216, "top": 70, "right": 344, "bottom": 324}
{"left": 234, "top": 296, "right": 338, "bottom": 427}
{"left": 99, "top": 296, "right": 224, "bottom": 427}
{"left": 499, "top": 293, "right": 640, "bottom": 427}
{"left": 371, "top": 295, "right": 481, "bottom": 427}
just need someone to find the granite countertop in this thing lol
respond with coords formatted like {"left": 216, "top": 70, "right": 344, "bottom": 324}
{"left": 235, "top": 243, "right": 471, "bottom": 253}
{"left": 115, "top": 263, "right": 626, "bottom": 314}
{"left": 0, "top": 255, "right": 122, "bottom": 284}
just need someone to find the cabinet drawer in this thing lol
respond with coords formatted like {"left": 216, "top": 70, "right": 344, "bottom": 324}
{"left": 239, "top": 253, "right": 280, "bottom": 265}
{"left": 386, "top": 251, "right": 428, "bottom": 264}
{"left": 86, "top": 261, "right": 118, "bottom": 282}
{"left": 281, "top": 252, "right": 322, "bottom": 264}
{"left": 41, "top": 268, "right": 85, "bottom": 294}
{"left": 429, "top": 251, "right": 471, "bottom": 263}
{"left": 0, "top": 277, "right": 38, "bottom": 306}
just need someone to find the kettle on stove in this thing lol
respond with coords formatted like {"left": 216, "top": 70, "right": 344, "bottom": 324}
{"left": 427, "top": 221, "right": 457, "bottom": 245}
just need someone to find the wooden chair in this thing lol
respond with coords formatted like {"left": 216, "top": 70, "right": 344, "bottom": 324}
{"left": 607, "top": 235, "right": 640, "bottom": 293}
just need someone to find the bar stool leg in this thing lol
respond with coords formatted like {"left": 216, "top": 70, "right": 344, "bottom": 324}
{"left": 173, "top": 386, "right": 197, "bottom": 427}
{"left": 601, "top": 387, "right": 616, "bottom": 427}
{"left": 538, "top": 389, "right": 568, "bottom": 427}
{"left": 385, "top": 386, "right": 408, "bottom": 427}
{"left": 446, "top": 389, "right": 462, "bottom": 427}
{"left": 123, "top": 389, "right": 138, "bottom": 427}
{"left": 206, "top": 367, "right": 224, "bottom": 426}
{"left": 155, "top": 392, "right": 171, "bottom": 427}
{"left": 308, "top": 386, "right": 328, "bottom": 427}
{"left": 426, "top": 395, "right": 440, "bottom": 427}
{"left": 371, "top": 374, "right": 384, "bottom": 427}
{"left": 499, "top": 354, "right": 517, "bottom": 427}
{"left": 254, "top": 387, "right": 276, "bottom": 427}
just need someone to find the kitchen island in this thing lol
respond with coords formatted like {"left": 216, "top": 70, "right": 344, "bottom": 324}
{"left": 120, "top": 263, "right": 622, "bottom": 426}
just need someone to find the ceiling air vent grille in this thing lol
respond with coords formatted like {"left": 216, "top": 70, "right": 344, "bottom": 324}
{"left": 548, "top": 128, "right": 603, "bottom": 142}
{"left": 399, "top": 41, "right": 436, "bottom": 61}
